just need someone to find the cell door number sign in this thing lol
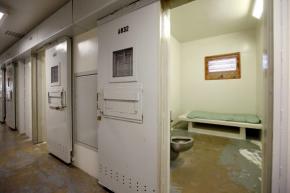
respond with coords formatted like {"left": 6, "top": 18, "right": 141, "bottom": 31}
{"left": 118, "top": 26, "right": 129, "bottom": 34}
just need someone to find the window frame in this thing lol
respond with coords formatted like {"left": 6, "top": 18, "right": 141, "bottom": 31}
{"left": 205, "top": 52, "right": 241, "bottom": 80}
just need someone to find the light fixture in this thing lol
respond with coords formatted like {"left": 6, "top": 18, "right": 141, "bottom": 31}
{"left": 161, "top": 11, "right": 170, "bottom": 39}
{"left": 252, "top": 0, "right": 263, "bottom": 19}
{"left": 0, "top": 6, "right": 8, "bottom": 24}
{"left": 0, "top": 12, "right": 4, "bottom": 20}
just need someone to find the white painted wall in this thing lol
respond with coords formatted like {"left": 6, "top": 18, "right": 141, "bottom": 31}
{"left": 256, "top": 24, "right": 265, "bottom": 122}
{"left": 75, "top": 74, "right": 98, "bottom": 148}
{"left": 169, "top": 36, "right": 181, "bottom": 120}
{"left": 36, "top": 51, "right": 47, "bottom": 142}
{"left": 73, "top": 28, "right": 99, "bottom": 178}
{"left": 73, "top": 28, "right": 98, "bottom": 73}
{"left": 73, "top": 144, "right": 99, "bottom": 178}
{"left": 179, "top": 29, "right": 257, "bottom": 115}
{"left": 15, "top": 58, "right": 32, "bottom": 139}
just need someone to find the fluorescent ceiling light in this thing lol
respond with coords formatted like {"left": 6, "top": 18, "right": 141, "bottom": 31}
{"left": 252, "top": 0, "right": 263, "bottom": 19}
{"left": 0, "top": 12, "right": 4, "bottom": 20}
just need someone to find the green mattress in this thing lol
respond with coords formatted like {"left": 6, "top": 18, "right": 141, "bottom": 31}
{"left": 186, "top": 111, "right": 261, "bottom": 124}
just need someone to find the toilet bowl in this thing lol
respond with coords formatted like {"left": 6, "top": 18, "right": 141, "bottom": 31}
{"left": 170, "top": 136, "right": 194, "bottom": 161}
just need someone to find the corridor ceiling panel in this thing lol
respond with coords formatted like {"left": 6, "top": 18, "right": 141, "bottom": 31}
{"left": 0, "top": 0, "right": 69, "bottom": 53}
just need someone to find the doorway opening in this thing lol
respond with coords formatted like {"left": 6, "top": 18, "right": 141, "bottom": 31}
{"left": 166, "top": 0, "right": 271, "bottom": 192}
{"left": 35, "top": 50, "right": 47, "bottom": 144}
{"left": 32, "top": 39, "right": 73, "bottom": 164}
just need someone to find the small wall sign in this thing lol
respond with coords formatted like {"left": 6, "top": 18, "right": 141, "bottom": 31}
{"left": 118, "top": 26, "right": 129, "bottom": 34}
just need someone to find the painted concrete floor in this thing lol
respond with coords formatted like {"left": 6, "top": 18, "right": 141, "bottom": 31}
{"left": 0, "top": 124, "right": 109, "bottom": 193}
{"left": 171, "top": 129, "right": 262, "bottom": 193}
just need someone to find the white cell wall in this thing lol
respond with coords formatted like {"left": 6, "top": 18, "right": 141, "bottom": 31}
{"left": 16, "top": 58, "right": 32, "bottom": 139}
{"left": 256, "top": 24, "right": 265, "bottom": 122}
{"left": 73, "top": 28, "right": 99, "bottom": 73}
{"left": 73, "top": 28, "right": 99, "bottom": 178}
{"left": 75, "top": 74, "right": 98, "bottom": 148}
{"left": 169, "top": 36, "right": 181, "bottom": 120}
{"left": 177, "top": 29, "right": 257, "bottom": 115}
{"left": 36, "top": 51, "right": 47, "bottom": 142}
{"left": 73, "top": 144, "right": 99, "bottom": 178}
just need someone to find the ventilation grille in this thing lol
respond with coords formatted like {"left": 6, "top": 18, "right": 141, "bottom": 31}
{"left": 4, "top": 30, "right": 24, "bottom": 39}
{"left": 99, "top": 164, "right": 157, "bottom": 193}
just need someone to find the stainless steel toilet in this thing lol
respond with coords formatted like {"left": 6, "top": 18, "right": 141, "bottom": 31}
{"left": 170, "top": 136, "right": 194, "bottom": 161}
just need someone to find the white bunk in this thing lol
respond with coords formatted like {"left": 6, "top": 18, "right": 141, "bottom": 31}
{"left": 179, "top": 113, "right": 263, "bottom": 140}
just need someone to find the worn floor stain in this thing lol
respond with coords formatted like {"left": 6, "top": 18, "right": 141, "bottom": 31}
{"left": 0, "top": 124, "right": 110, "bottom": 193}
{"left": 171, "top": 128, "right": 261, "bottom": 193}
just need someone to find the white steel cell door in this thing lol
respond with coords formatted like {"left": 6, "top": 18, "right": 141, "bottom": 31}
{"left": 97, "top": 3, "right": 160, "bottom": 193}
{"left": 45, "top": 39, "right": 72, "bottom": 163}
{"left": 0, "top": 69, "right": 5, "bottom": 123}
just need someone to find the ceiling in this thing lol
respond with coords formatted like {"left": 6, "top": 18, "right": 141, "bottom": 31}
{"left": 171, "top": 0, "right": 259, "bottom": 42}
{"left": 0, "top": 0, "right": 69, "bottom": 54}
